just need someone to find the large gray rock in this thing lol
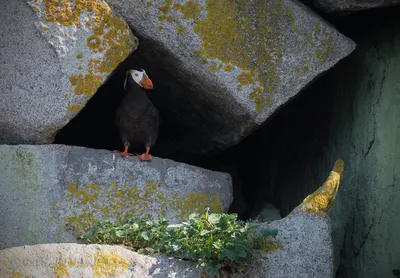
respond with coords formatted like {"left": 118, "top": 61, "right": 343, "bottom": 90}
{"left": 313, "top": 0, "right": 400, "bottom": 13}
{"left": 242, "top": 160, "right": 343, "bottom": 278}
{"left": 0, "top": 163, "right": 340, "bottom": 278}
{"left": 105, "top": 0, "right": 355, "bottom": 159}
{"left": 0, "top": 145, "right": 232, "bottom": 249}
{"left": 0, "top": 0, "right": 137, "bottom": 144}
{"left": 0, "top": 243, "right": 203, "bottom": 278}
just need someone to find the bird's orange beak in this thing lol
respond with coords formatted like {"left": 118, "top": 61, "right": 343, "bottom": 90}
{"left": 140, "top": 75, "right": 153, "bottom": 89}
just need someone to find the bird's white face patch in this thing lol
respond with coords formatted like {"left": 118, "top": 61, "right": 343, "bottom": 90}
{"left": 130, "top": 69, "right": 145, "bottom": 86}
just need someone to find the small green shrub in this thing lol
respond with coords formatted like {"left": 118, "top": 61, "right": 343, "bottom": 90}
{"left": 81, "top": 209, "right": 277, "bottom": 275}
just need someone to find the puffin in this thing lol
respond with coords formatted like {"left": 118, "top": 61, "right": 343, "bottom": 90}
{"left": 113, "top": 68, "right": 159, "bottom": 161}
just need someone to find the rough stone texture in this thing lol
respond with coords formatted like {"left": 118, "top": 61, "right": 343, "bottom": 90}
{"left": 0, "top": 167, "right": 339, "bottom": 278}
{"left": 0, "top": 0, "right": 137, "bottom": 144}
{"left": 242, "top": 160, "right": 343, "bottom": 278}
{"left": 0, "top": 145, "right": 232, "bottom": 249}
{"left": 313, "top": 0, "right": 400, "bottom": 13}
{"left": 245, "top": 15, "right": 400, "bottom": 278}
{"left": 0, "top": 243, "right": 203, "bottom": 278}
{"left": 246, "top": 213, "right": 333, "bottom": 278}
{"left": 105, "top": 0, "right": 355, "bottom": 159}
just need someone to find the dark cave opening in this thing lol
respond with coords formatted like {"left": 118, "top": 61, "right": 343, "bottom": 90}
{"left": 55, "top": 5, "right": 400, "bottom": 220}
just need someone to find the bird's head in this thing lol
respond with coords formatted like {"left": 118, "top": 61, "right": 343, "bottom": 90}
{"left": 124, "top": 68, "right": 154, "bottom": 90}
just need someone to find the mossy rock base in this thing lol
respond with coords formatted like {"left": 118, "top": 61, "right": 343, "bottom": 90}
{"left": 0, "top": 145, "right": 232, "bottom": 249}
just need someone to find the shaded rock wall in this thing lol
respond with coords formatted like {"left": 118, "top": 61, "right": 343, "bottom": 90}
{"left": 245, "top": 11, "right": 400, "bottom": 278}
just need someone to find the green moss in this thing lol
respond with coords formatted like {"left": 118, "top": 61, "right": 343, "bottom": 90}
{"left": 8, "top": 148, "right": 41, "bottom": 194}
{"left": 52, "top": 179, "right": 224, "bottom": 235}
{"left": 0, "top": 147, "right": 49, "bottom": 248}
{"left": 177, "top": 25, "right": 186, "bottom": 35}
{"left": 173, "top": 1, "right": 203, "bottom": 20}
{"left": 316, "top": 42, "right": 333, "bottom": 63}
{"left": 258, "top": 238, "right": 284, "bottom": 253}
{"left": 237, "top": 71, "right": 254, "bottom": 86}
{"left": 309, "top": 24, "right": 333, "bottom": 63}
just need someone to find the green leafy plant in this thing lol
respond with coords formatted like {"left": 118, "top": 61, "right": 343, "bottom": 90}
{"left": 81, "top": 209, "right": 278, "bottom": 275}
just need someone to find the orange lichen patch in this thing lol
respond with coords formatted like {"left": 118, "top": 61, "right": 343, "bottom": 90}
{"left": 33, "top": 5, "right": 41, "bottom": 13}
{"left": 93, "top": 25, "right": 105, "bottom": 36}
{"left": 92, "top": 252, "right": 129, "bottom": 277}
{"left": 42, "top": 0, "right": 137, "bottom": 97}
{"left": 87, "top": 35, "right": 103, "bottom": 52}
{"left": 51, "top": 261, "right": 70, "bottom": 278}
{"left": 237, "top": 71, "right": 253, "bottom": 86}
{"left": 44, "top": 0, "right": 108, "bottom": 26}
{"left": 67, "top": 103, "right": 82, "bottom": 112}
{"left": 300, "top": 159, "right": 344, "bottom": 216}
{"left": 69, "top": 74, "right": 103, "bottom": 97}
{"left": 224, "top": 64, "right": 233, "bottom": 72}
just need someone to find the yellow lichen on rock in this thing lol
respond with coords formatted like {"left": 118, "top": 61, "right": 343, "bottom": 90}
{"left": 92, "top": 252, "right": 129, "bottom": 277}
{"left": 300, "top": 159, "right": 344, "bottom": 216}
{"left": 258, "top": 238, "right": 284, "bottom": 253}
{"left": 39, "top": 0, "right": 138, "bottom": 99}
{"left": 191, "top": 0, "right": 289, "bottom": 111}
{"left": 52, "top": 180, "right": 224, "bottom": 235}
{"left": 67, "top": 103, "right": 82, "bottom": 112}
{"left": 69, "top": 74, "right": 103, "bottom": 97}
{"left": 156, "top": 0, "right": 335, "bottom": 112}
{"left": 157, "top": 0, "right": 291, "bottom": 111}
{"left": 51, "top": 261, "right": 69, "bottom": 278}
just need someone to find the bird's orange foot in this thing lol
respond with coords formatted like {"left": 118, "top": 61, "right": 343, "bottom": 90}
{"left": 113, "top": 150, "right": 133, "bottom": 157}
{"left": 137, "top": 153, "right": 152, "bottom": 161}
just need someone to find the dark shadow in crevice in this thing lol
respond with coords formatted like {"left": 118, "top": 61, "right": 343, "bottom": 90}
{"left": 55, "top": 33, "right": 253, "bottom": 164}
